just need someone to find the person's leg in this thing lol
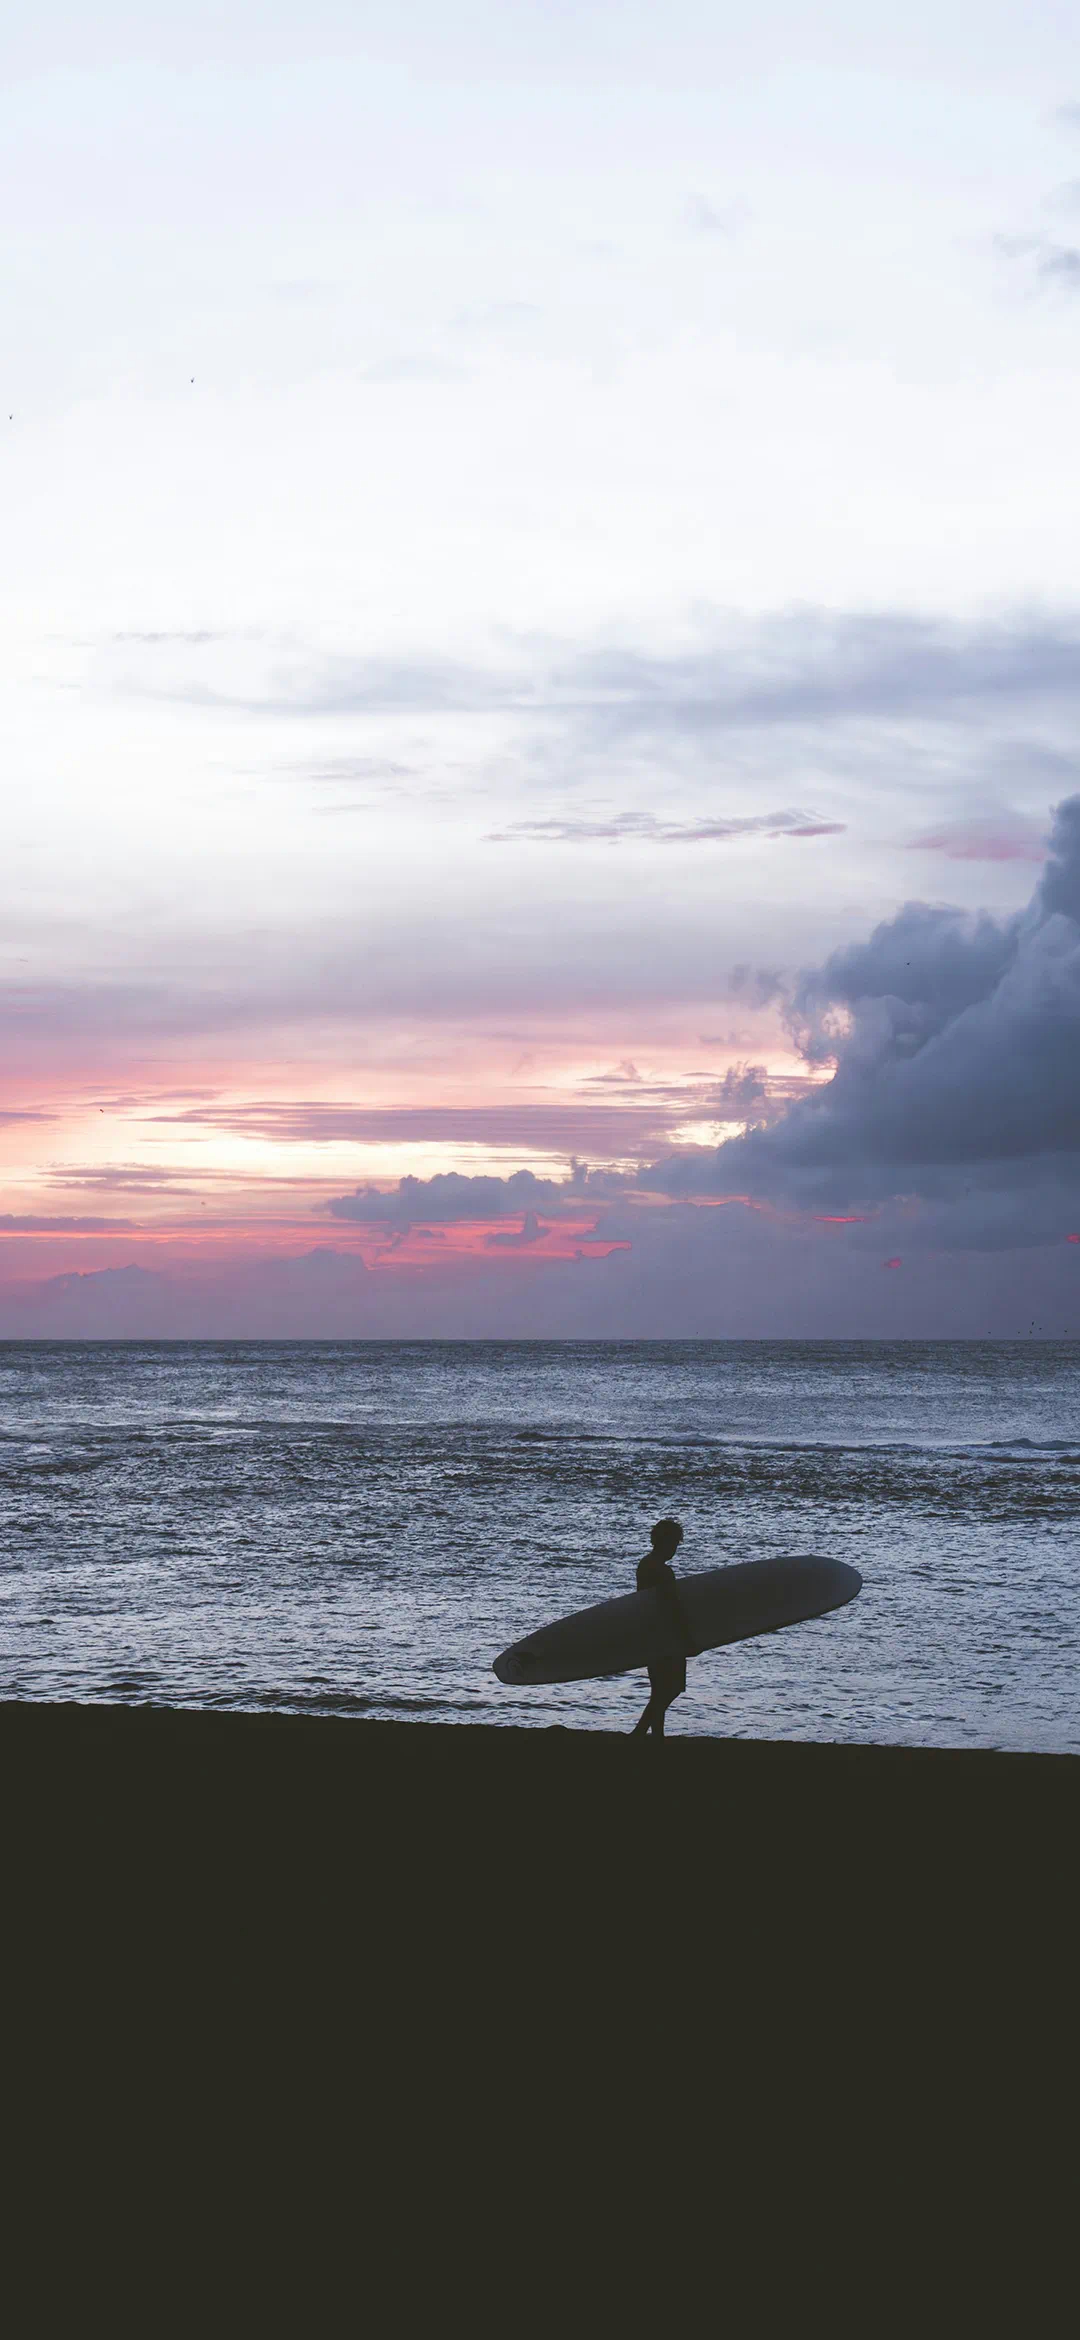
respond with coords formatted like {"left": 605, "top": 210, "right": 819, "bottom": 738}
{"left": 631, "top": 1697, "right": 655, "bottom": 1735}
{"left": 656, "top": 1680, "right": 686, "bottom": 1737}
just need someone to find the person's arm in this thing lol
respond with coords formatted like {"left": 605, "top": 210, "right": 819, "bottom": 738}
{"left": 658, "top": 1567, "right": 696, "bottom": 1657}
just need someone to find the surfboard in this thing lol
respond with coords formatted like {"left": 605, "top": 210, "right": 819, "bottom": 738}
{"left": 492, "top": 1553, "right": 861, "bottom": 1687}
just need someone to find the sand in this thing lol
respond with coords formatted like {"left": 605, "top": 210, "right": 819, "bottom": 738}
{"left": 7, "top": 1700, "right": 1074, "bottom": 1982}
{"left": 5, "top": 1700, "right": 1072, "bottom": 2294}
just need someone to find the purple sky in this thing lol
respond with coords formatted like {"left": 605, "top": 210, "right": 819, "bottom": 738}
{"left": 3, "top": 5, "right": 1080, "bottom": 1333}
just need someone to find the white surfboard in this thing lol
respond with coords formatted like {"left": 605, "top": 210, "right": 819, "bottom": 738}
{"left": 493, "top": 1554, "right": 861, "bottom": 1687}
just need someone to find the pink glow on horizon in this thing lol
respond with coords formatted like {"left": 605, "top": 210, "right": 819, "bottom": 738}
{"left": 0, "top": 1214, "right": 630, "bottom": 1284}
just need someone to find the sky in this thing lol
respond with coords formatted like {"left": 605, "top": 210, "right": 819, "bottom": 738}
{"left": 3, "top": 0, "right": 1080, "bottom": 1335}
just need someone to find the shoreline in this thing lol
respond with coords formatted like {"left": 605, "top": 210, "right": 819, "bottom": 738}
{"left": 6, "top": 1692, "right": 1076, "bottom": 1765}
{"left": 6, "top": 1691, "right": 1077, "bottom": 1755}
{"left": 9, "top": 1700, "right": 1075, "bottom": 1915}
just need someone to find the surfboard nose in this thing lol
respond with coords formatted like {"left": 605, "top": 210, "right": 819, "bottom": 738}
{"left": 493, "top": 1648, "right": 526, "bottom": 1685}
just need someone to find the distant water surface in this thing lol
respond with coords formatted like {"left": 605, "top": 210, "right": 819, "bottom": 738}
{"left": 0, "top": 1341, "right": 1077, "bottom": 1751}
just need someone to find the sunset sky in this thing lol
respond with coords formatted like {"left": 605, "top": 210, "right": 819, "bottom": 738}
{"left": 4, "top": 2, "right": 1080, "bottom": 1334}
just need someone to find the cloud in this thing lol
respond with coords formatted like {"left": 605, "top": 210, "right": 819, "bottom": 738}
{"left": 327, "top": 1168, "right": 616, "bottom": 1225}
{"left": 486, "top": 809, "right": 845, "bottom": 845}
{"left": 485, "top": 1210, "right": 550, "bottom": 1247}
{"left": 46, "top": 1264, "right": 158, "bottom": 1289}
{"left": 270, "top": 756, "right": 416, "bottom": 788}
{"left": 31, "top": 599, "right": 1080, "bottom": 1067}
{"left": 995, "top": 232, "right": 1080, "bottom": 293}
{"left": 0, "top": 877, "right": 824, "bottom": 1051}
{"left": 1045, "top": 178, "right": 1080, "bottom": 217}
{"left": 317, "top": 1074, "right": 818, "bottom": 1236}
{"left": 41, "top": 1161, "right": 351, "bottom": 1210}
{"left": 725, "top": 965, "right": 787, "bottom": 1010}
{"left": 171, "top": 1101, "right": 683, "bottom": 1155}
{"left": 1036, "top": 792, "right": 1080, "bottom": 917}
{"left": 1039, "top": 245, "right": 1080, "bottom": 287}
{"left": 907, "top": 811, "right": 1047, "bottom": 862}
{"left": 44, "top": 1167, "right": 206, "bottom": 1197}
{"left": 636, "top": 794, "right": 1080, "bottom": 1243}
{"left": 0, "top": 1214, "right": 138, "bottom": 1231}
{"left": 714, "top": 1063, "right": 768, "bottom": 1112}
{"left": 681, "top": 193, "right": 742, "bottom": 238}
{"left": 15, "top": 598, "right": 1069, "bottom": 1082}
{"left": 114, "top": 607, "right": 1080, "bottom": 730}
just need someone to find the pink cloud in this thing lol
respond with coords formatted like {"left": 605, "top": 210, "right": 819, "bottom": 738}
{"left": 907, "top": 816, "right": 1046, "bottom": 863}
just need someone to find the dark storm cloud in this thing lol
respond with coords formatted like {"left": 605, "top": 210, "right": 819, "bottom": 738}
{"left": 1037, "top": 791, "right": 1080, "bottom": 917}
{"left": 317, "top": 797, "right": 1080, "bottom": 1253}
{"left": 641, "top": 796, "right": 1080, "bottom": 1237}
{"left": 713, "top": 1063, "right": 768, "bottom": 1112}
{"left": 788, "top": 903, "right": 1023, "bottom": 1066}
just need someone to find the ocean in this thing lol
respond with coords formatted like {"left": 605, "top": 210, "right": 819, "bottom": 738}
{"left": 0, "top": 1339, "right": 1076, "bottom": 1752}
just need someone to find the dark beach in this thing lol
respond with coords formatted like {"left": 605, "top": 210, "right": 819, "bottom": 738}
{"left": 9, "top": 1700, "right": 1074, "bottom": 2006}
{"left": 7, "top": 1698, "right": 1073, "bottom": 2308}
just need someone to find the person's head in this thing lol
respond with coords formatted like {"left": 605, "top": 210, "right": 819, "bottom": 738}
{"left": 649, "top": 1518, "right": 683, "bottom": 1560}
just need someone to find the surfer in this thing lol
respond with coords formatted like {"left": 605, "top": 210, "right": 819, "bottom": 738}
{"left": 631, "top": 1518, "right": 692, "bottom": 1737}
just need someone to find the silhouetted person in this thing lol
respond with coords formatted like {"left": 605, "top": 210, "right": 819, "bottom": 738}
{"left": 632, "top": 1518, "right": 691, "bottom": 1737}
